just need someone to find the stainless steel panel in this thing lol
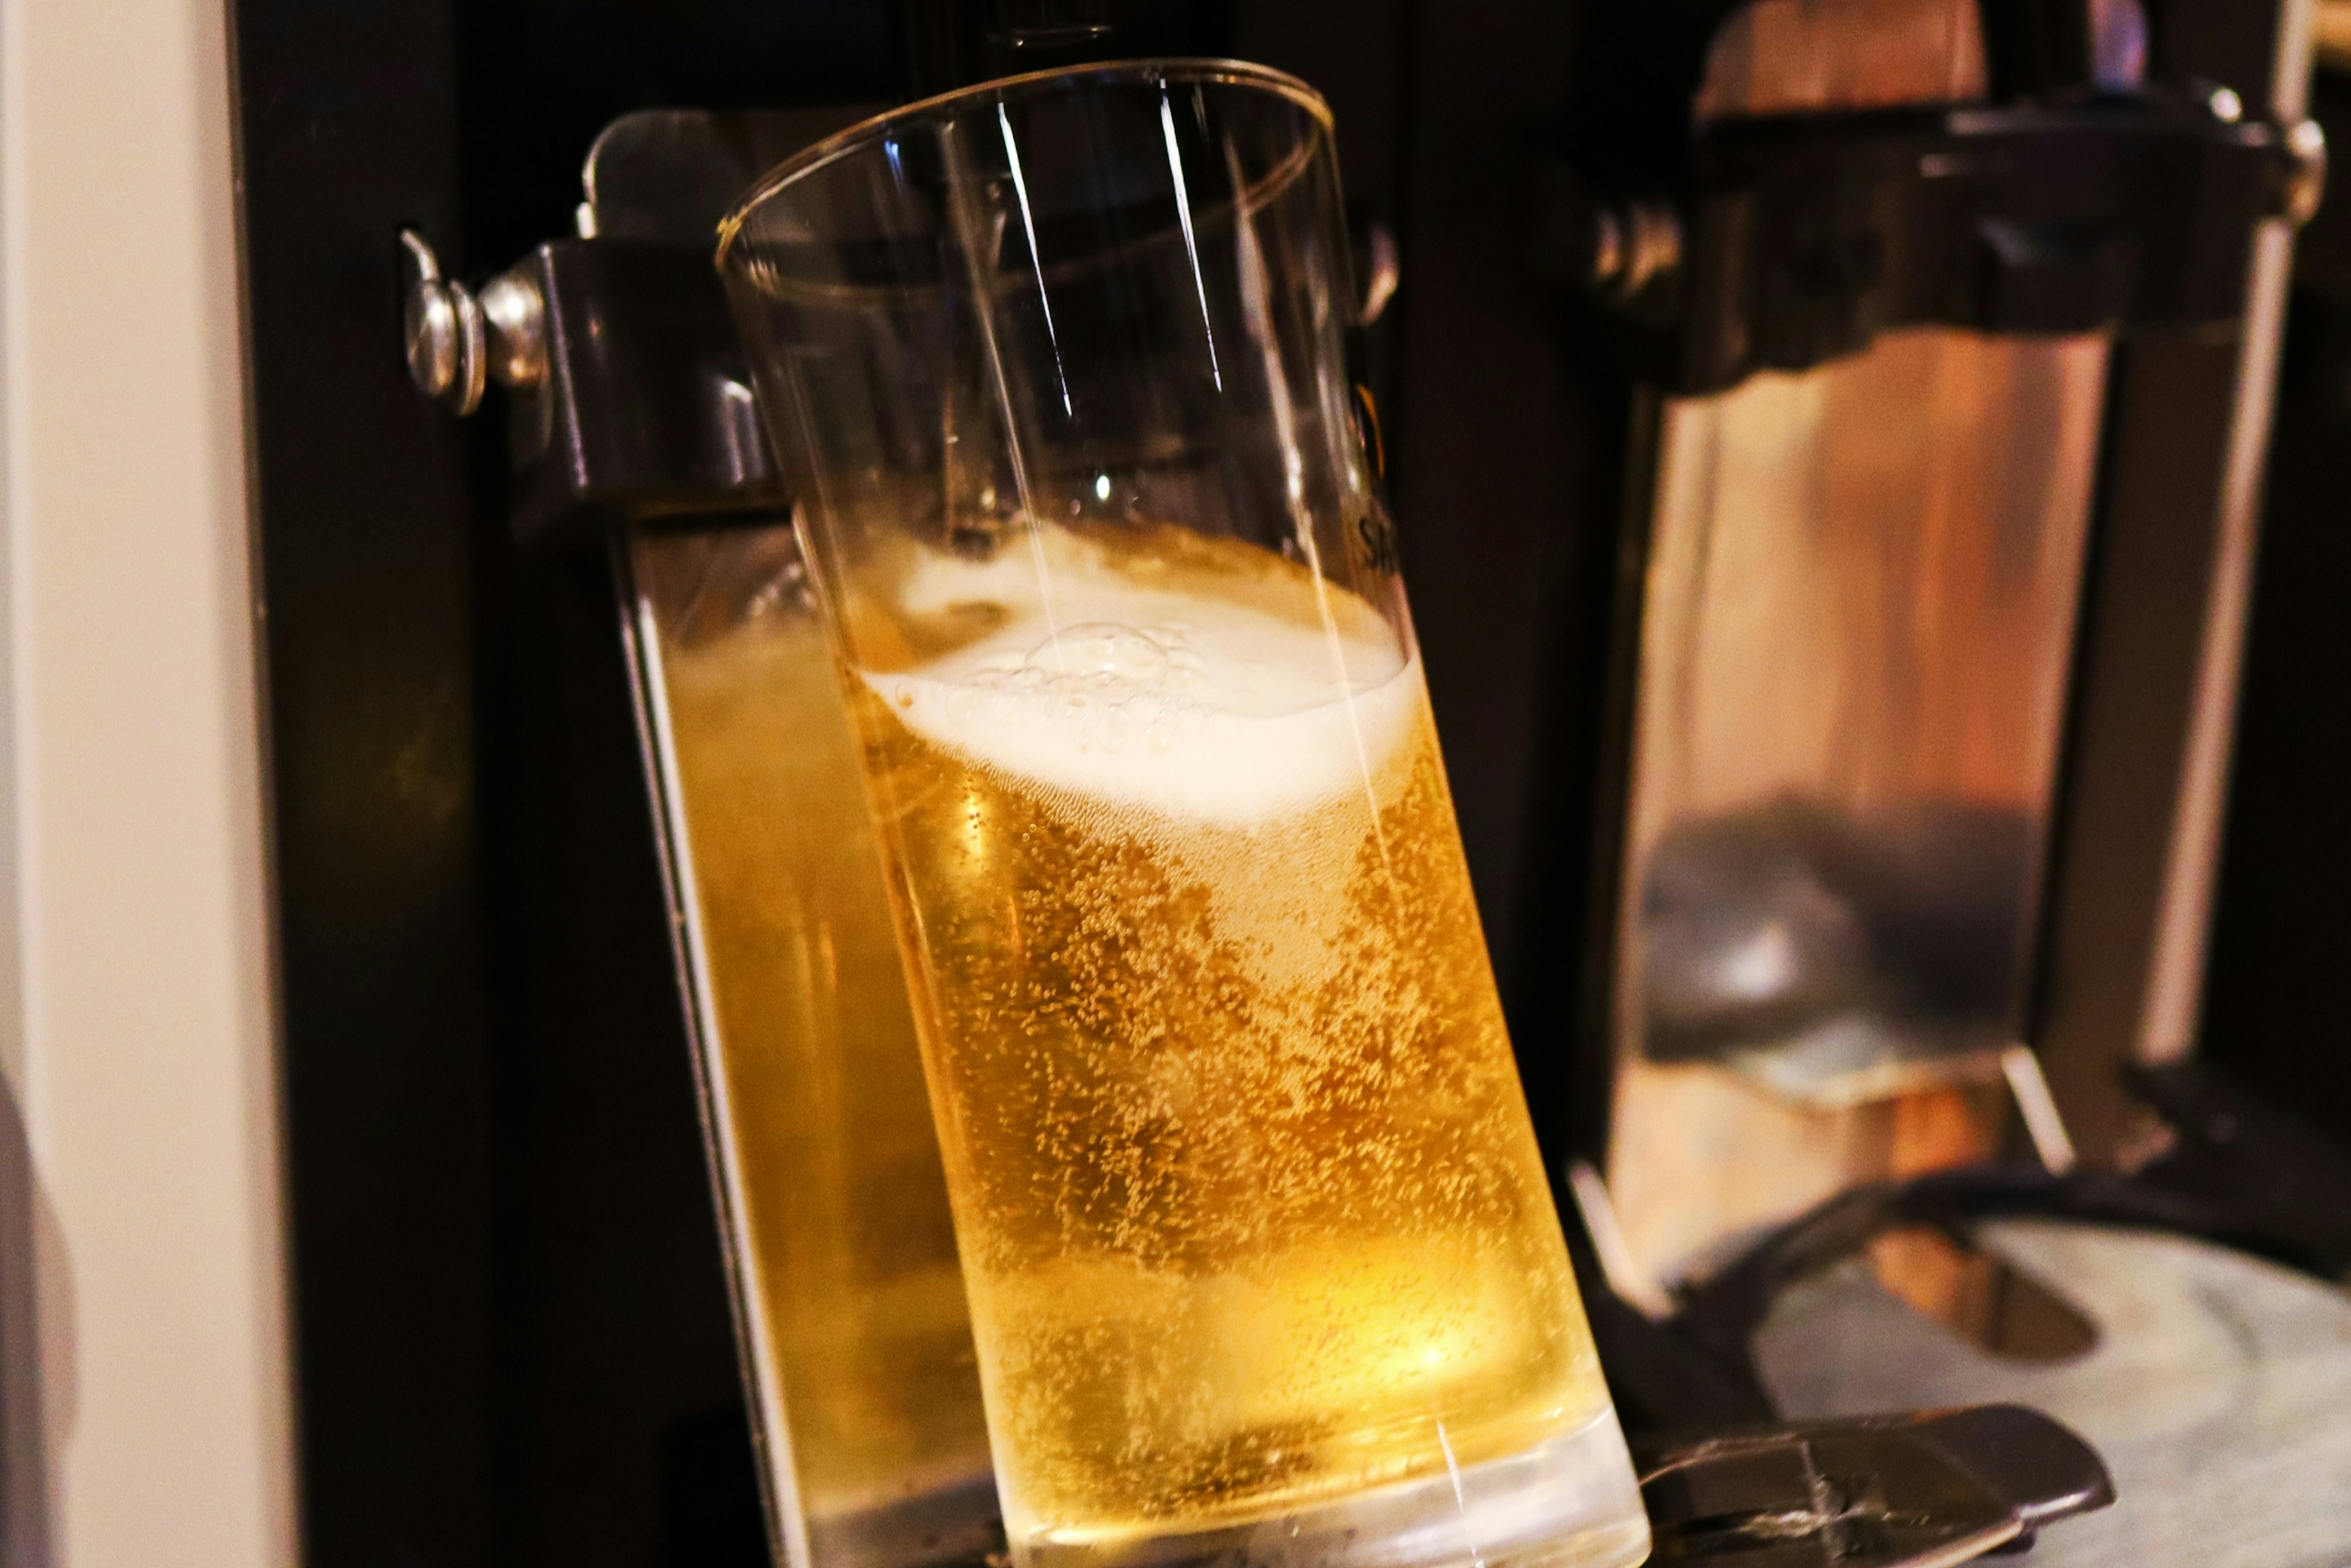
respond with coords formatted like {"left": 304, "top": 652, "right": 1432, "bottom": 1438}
{"left": 1605, "top": 0, "right": 2125, "bottom": 1281}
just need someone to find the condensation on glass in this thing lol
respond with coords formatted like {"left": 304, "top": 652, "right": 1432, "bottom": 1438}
{"left": 623, "top": 520, "right": 999, "bottom": 1568}
{"left": 718, "top": 60, "right": 1646, "bottom": 1568}
{"left": 1606, "top": 0, "right": 2137, "bottom": 1283}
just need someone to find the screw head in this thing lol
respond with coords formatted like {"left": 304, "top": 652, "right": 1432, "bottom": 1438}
{"left": 2283, "top": 117, "right": 2329, "bottom": 228}
{"left": 478, "top": 270, "right": 548, "bottom": 390}
{"left": 404, "top": 278, "right": 460, "bottom": 399}
{"left": 397, "top": 228, "right": 485, "bottom": 415}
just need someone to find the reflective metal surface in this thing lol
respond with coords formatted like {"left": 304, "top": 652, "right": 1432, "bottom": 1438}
{"left": 477, "top": 269, "right": 547, "bottom": 391}
{"left": 1635, "top": 1404, "right": 2113, "bottom": 1567}
{"left": 1625, "top": 329, "right": 2107, "bottom": 1100}
{"left": 1605, "top": 0, "right": 2120, "bottom": 1284}
{"left": 1695, "top": 0, "right": 1987, "bottom": 119}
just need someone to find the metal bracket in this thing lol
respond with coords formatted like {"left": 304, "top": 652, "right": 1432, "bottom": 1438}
{"left": 397, "top": 105, "right": 1403, "bottom": 553}
{"left": 389, "top": 110, "right": 846, "bottom": 549}
{"left": 1537, "top": 86, "right": 2327, "bottom": 394}
{"left": 503, "top": 238, "right": 785, "bottom": 551}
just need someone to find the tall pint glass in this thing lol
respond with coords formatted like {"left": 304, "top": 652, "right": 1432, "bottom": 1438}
{"left": 718, "top": 61, "right": 1648, "bottom": 1568}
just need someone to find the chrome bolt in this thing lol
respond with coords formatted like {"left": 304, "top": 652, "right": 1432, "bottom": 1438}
{"left": 2282, "top": 116, "right": 2329, "bottom": 228}
{"left": 399, "top": 228, "right": 484, "bottom": 416}
{"left": 403, "top": 280, "right": 459, "bottom": 402}
{"left": 478, "top": 269, "right": 548, "bottom": 391}
{"left": 400, "top": 229, "right": 546, "bottom": 415}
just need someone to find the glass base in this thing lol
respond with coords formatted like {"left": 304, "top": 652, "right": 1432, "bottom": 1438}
{"left": 808, "top": 1471, "right": 1007, "bottom": 1568}
{"left": 1016, "top": 1411, "right": 1651, "bottom": 1568}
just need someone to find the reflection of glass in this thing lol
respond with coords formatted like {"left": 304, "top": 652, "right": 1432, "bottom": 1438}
{"left": 719, "top": 61, "right": 1644, "bottom": 1568}
{"left": 629, "top": 525, "right": 996, "bottom": 1568}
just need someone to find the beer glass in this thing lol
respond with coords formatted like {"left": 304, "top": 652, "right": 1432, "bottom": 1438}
{"left": 717, "top": 60, "right": 1648, "bottom": 1568}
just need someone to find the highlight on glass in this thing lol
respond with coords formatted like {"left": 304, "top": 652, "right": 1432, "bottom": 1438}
{"left": 718, "top": 59, "right": 1649, "bottom": 1568}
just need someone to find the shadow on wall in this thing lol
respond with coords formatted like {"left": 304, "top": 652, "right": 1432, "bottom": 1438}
{"left": 0, "top": 1074, "right": 63, "bottom": 1567}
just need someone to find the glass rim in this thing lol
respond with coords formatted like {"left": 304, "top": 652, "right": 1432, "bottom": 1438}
{"left": 713, "top": 57, "right": 1334, "bottom": 269}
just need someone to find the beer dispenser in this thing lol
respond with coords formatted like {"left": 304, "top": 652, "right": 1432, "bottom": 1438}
{"left": 383, "top": 0, "right": 2181, "bottom": 1561}
{"left": 1516, "top": 2, "right": 2351, "bottom": 1565}
{"left": 230, "top": 0, "right": 2348, "bottom": 1564}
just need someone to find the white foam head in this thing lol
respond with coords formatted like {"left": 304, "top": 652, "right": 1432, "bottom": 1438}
{"left": 868, "top": 528, "right": 1415, "bottom": 825}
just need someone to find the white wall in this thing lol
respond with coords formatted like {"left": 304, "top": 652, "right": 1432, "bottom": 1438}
{"left": 0, "top": 0, "right": 298, "bottom": 1561}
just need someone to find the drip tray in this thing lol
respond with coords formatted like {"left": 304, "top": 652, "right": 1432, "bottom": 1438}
{"left": 1753, "top": 1220, "right": 2351, "bottom": 1566}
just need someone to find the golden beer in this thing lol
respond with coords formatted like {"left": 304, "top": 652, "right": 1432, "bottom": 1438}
{"left": 837, "top": 523, "right": 1619, "bottom": 1561}
{"left": 718, "top": 59, "right": 1644, "bottom": 1568}
{"left": 650, "top": 534, "right": 994, "bottom": 1555}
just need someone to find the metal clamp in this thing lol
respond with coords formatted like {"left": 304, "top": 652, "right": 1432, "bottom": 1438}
{"left": 396, "top": 108, "right": 1399, "bottom": 553}
{"left": 1537, "top": 87, "right": 2330, "bottom": 394}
